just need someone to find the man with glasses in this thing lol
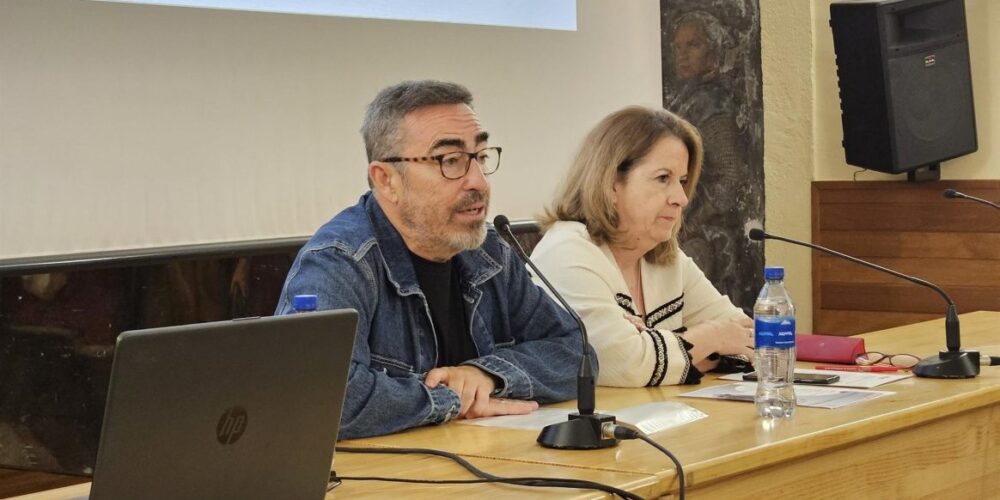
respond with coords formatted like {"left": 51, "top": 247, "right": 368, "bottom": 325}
{"left": 276, "top": 80, "right": 587, "bottom": 439}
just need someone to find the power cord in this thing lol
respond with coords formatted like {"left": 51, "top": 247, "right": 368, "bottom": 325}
{"left": 607, "top": 424, "right": 686, "bottom": 500}
{"left": 330, "top": 445, "right": 644, "bottom": 499}
{"left": 329, "top": 428, "right": 686, "bottom": 499}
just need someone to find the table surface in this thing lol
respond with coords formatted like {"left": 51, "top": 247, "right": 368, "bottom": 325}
{"left": 13, "top": 311, "right": 1000, "bottom": 499}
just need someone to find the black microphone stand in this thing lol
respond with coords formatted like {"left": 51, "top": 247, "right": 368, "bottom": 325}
{"left": 494, "top": 216, "right": 617, "bottom": 449}
{"left": 749, "top": 229, "right": 979, "bottom": 379}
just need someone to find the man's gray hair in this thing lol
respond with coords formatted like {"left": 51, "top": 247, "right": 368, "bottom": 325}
{"left": 361, "top": 80, "right": 474, "bottom": 162}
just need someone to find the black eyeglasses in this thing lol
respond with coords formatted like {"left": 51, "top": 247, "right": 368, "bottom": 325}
{"left": 379, "top": 147, "right": 502, "bottom": 180}
{"left": 855, "top": 351, "right": 921, "bottom": 369}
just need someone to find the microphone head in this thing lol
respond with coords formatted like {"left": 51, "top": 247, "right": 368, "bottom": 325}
{"left": 492, "top": 214, "right": 511, "bottom": 232}
{"left": 748, "top": 228, "right": 766, "bottom": 241}
{"left": 943, "top": 188, "right": 961, "bottom": 199}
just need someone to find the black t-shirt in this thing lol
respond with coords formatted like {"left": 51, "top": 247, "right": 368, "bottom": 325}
{"left": 409, "top": 252, "right": 477, "bottom": 367}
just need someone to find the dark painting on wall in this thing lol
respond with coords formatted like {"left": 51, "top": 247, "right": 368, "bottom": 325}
{"left": 661, "top": 0, "right": 765, "bottom": 313}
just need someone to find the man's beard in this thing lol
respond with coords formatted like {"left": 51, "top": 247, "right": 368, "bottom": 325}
{"left": 400, "top": 190, "right": 489, "bottom": 256}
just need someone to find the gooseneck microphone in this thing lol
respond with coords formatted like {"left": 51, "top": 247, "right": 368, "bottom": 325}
{"left": 493, "top": 215, "right": 617, "bottom": 449}
{"left": 943, "top": 189, "right": 1000, "bottom": 210}
{"left": 748, "top": 228, "right": 980, "bottom": 379}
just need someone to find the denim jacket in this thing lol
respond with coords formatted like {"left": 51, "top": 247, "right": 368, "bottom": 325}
{"left": 275, "top": 192, "right": 588, "bottom": 439}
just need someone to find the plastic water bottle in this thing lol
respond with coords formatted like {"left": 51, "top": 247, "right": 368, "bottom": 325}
{"left": 753, "top": 266, "right": 796, "bottom": 418}
{"left": 292, "top": 294, "right": 318, "bottom": 313}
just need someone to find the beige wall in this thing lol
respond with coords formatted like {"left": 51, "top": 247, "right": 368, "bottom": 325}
{"left": 761, "top": 1, "right": 816, "bottom": 329}
{"left": 0, "top": 0, "right": 662, "bottom": 259}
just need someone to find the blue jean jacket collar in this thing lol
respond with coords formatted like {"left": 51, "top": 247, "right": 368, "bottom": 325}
{"left": 364, "top": 192, "right": 502, "bottom": 297}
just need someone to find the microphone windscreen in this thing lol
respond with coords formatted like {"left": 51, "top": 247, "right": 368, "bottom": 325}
{"left": 492, "top": 214, "right": 511, "bottom": 232}
{"left": 943, "top": 189, "right": 960, "bottom": 199}
{"left": 748, "top": 228, "right": 766, "bottom": 241}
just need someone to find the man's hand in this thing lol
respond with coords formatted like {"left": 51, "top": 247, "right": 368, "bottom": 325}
{"left": 461, "top": 397, "right": 538, "bottom": 419}
{"left": 424, "top": 365, "right": 497, "bottom": 418}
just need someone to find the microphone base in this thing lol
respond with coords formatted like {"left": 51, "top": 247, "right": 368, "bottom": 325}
{"left": 914, "top": 350, "right": 980, "bottom": 379}
{"left": 537, "top": 412, "right": 619, "bottom": 450}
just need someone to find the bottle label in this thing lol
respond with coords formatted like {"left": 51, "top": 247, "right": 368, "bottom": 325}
{"left": 755, "top": 316, "right": 795, "bottom": 348}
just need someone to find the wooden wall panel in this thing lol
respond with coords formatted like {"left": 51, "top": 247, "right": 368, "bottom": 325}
{"left": 818, "top": 204, "right": 998, "bottom": 232}
{"left": 817, "top": 256, "right": 1000, "bottom": 287}
{"left": 812, "top": 180, "right": 1000, "bottom": 336}
{"left": 819, "top": 231, "right": 1000, "bottom": 260}
{"left": 812, "top": 310, "right": 940, "bottom": 336}
{"left": 820, "top": 283, "right": 998, "bottom": 314}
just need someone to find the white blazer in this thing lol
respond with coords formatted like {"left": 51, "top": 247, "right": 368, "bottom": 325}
{"left": 531, "top": 221, "right": 746, "bottom": 387}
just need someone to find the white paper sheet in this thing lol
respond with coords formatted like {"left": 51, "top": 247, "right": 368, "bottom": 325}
{"left": 457, "top": 401, "right": 707, "bottom": 434}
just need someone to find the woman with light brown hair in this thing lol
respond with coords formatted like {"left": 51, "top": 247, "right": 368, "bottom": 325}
{"left": 531, "top": 106, "right": 753, "bottom": 387}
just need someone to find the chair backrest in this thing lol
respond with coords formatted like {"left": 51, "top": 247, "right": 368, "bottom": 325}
{"left": 499, "top": 220, "right": 543, "bottom": 255}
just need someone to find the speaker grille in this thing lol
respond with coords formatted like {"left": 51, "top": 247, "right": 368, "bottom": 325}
{"left": 830, "top": 0, "right": 977, "bottom": 174}
{"left": 887, "top": 40, "right": 976, "bottom": 171}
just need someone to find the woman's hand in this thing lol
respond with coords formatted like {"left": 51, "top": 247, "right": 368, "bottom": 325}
{"left": 623, "top": 312, "right": 646, "bottom": 332}
{"left": 681, "top": 318, "right": 755, "bottom": 371}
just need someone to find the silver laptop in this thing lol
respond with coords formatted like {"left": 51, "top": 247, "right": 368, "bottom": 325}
{"left": 89, "top": 310, "right": 357, "bottom": 500}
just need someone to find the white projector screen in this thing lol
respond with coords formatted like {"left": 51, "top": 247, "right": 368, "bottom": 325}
{"left": 92, "top": 0, "right": 577, "bottom": 30}
{"left": 1, "top": 0, "right": 660, "bottom": 260}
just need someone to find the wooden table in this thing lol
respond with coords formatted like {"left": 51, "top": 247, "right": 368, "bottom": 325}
{"left": 12, "top": 311, "right": 1000, "bottom": 499}
{"left": 13, "top": 452, "right": 658, "bottom": 499}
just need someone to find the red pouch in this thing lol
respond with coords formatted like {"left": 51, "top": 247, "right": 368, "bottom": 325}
{"left": 796, "top": 334, "right": 866, "bottom": 364}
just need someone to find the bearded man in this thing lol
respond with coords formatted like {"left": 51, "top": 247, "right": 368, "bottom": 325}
{"left": 276, "top": 80, "right": 586, "bottom": 439}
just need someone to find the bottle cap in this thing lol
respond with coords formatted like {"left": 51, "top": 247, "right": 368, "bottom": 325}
{"left": 292, "top": 294, "right": 318, "bottom": 312}
{"left": 764, "top": 266, "right": 784, "bottom": 280}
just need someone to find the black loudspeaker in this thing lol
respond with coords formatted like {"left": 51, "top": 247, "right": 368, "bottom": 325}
{"left": 830, "top": 0, "right": 977, "bottom": 177}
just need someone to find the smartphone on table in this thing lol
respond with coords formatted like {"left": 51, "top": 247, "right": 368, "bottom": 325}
{"left": 742, "top": 372, "right": 840, "bottom": 385}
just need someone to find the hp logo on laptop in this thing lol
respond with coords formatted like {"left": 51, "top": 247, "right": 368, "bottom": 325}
{"left": 217, "top": 406, "right": 248, "bottom": 444}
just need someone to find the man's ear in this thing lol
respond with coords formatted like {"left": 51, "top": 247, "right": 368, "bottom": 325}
{"left": 369, "top": 161, "right": 400, "bottom": 203}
